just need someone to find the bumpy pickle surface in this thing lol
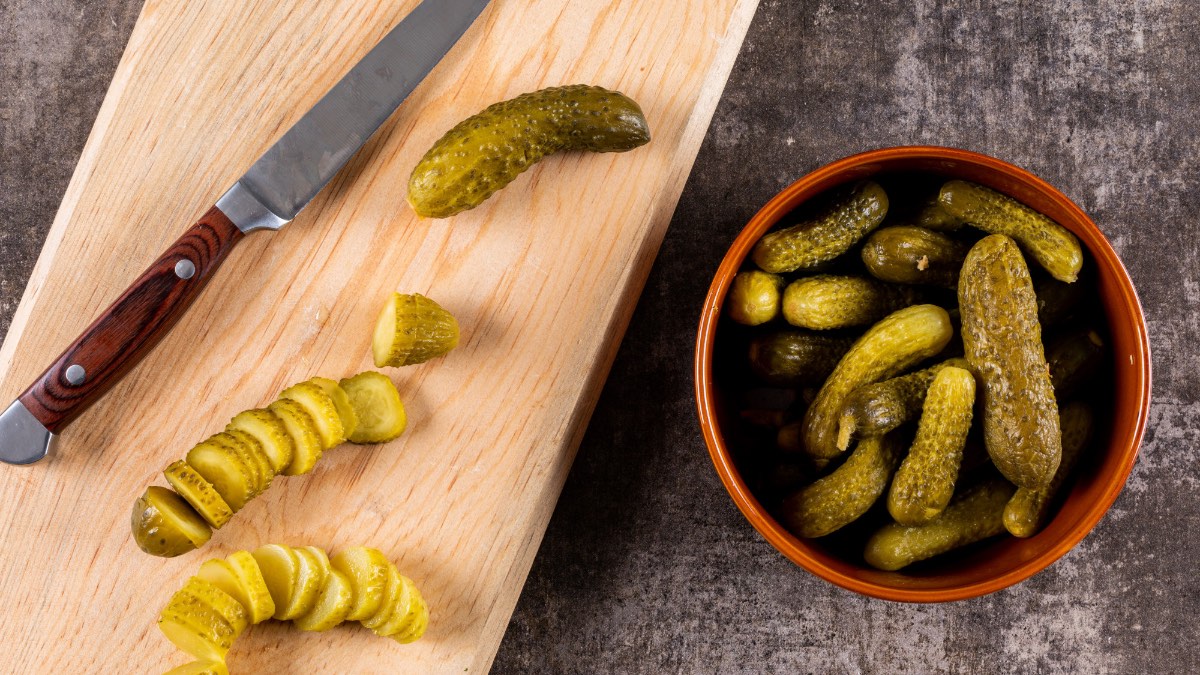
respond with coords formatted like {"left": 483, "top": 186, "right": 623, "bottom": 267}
{"left": 779, "top": 434, "right": 903, "bottom": 538}
{"left": 1003, "top": 401, "right": 1093, "bottom": 537}
{"left": 782, "top": 275, "right": 920, "bottom": 330}
{"left": 861, "top": 225, "right": 970, "bottom": 287}
{"left": 752, "top": 181, "right": 889, "bottom": 273}
{"left": 836, "top": 357, "right": 970, "bottom": 450}
{"left": 748, "top": 331, "right": 855, "bottom": 387}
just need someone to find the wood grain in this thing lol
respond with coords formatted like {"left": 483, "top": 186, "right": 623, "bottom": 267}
{"left": 19, "top": 206, "right": 242, "bottom": 432}
{"left": 0, "top": 0, "right": 758, "bottom": 672}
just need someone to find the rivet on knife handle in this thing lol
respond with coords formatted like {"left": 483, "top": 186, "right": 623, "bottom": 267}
{"left": 0, "top": 206, "right": 243, "bottom": 465}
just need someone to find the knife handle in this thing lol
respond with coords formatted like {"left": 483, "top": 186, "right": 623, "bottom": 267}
{"left": 17, "top": 206, "right": 244, "bottom": 432}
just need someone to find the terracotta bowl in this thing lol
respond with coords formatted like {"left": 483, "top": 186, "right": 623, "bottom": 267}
{"left": 694, "top": 146, "right": 1151, "bottom": 602}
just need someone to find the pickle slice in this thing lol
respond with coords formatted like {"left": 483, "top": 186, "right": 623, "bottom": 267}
{"left": 338, "top": 372, "right": 408, "bottom": 444}
{"left": 373, "top": 573, "right": 423, "bottom": 638}
{"left": 195, "top": 558, "right": 248, "bottom": 620}
{"left": 372, "top": 293, "right": 460, "bottom": 368}
{"left": 331, "top": 546, "right": 391, "bottom": 622}
{"left": 181, "top": 576, "right": 249, "bottom": 636}
{"left": 362, "top": 564, "right": 403, "bottom": 630}
{"left": 309, "top": 378, "right": 359, "bottom": 442}
{"left": 294, "top": 569, "right": 354, "bottom": 632}
{"left": 283, "top": 546, "right": 329, "bottom": 620}
{"left": 132, "top": 486, "right": 212, "bottom": 558}
{"left": 227, "top": 409, "right": 295, "bottom": 475}
{"left": 225, "top": 550, "right": 275, "bottom": 624}
{"left": 251, "top": 544, "right": 301, "bottom": 621}
{"left": 278, "top": 381, "right": 345, "bottom": 450}
{"left": 158, "top": 608, "right": 234, "bottom": 663}
{"left": 163, "top": 661, "right": 229, "bottom": 675}
{"left": 390, "top": 590, "right": 429, "bottom": 644}
{"left": 217, "top": 430, "right": 272, "bottom": 496}
{"left": 186, "top": 438, "right": 254, "bottom": 512}
{"left": 267, "top": 398, "right": 324, "bottom": 477}
{"left": 164, "top": 461, "right": 233, "bottom": 529}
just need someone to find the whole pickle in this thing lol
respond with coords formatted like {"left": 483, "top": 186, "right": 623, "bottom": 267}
{"left": 864, "top": 478, "right": 1015, "bottom": 571}
{"left": 779, "top": 434, "right": 903, "bottom": 538}
{"left": 1046, "top": 328, "right": 1107, "bottom": 398}
{"left": 960, "top": 235, "right": 1062, "bottom": 489}
{"left": 782, "top": 275, "right": 920, "bottom": 330}
{"left": 914, "top": 194, "right": 964, "bottom": 231}
{"left": 748, "top": 331, "right": 855, "bottom": 387}
{"left": 408, "top": 85, "right": 651, "bottom": 218}
{"left": 836, "top": 357, "right": 970, "bottom": 450}
{"left": 887, "top": 366, "right": 977, "bottom": 525}
{"left": 1004, "top": 401, "right": 1093, "bottom": 537}
{"left": 752, "top": 182, "right": 889, "bottom": 273}
{"left": 861, "top": 226, "right": 970, "bottom": 287}
{"left": 939, "top": 180, "right": 1083, "bottom": 283}
{"left": 803, "top": 305, "right": 953, "bottom": 459}
{"left": 727, "top": 270, "right": 785, "bottom": 326}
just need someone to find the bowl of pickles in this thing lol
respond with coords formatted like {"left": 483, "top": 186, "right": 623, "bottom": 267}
{"left": 694, "top": 146, "right": 1151, "bottom": 601}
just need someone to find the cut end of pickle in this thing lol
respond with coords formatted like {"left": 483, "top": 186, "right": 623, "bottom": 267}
{"left": 279, "top": 381, "right": 345, "bottom": 451}
{"left": 309, "top": 378, "right": 360, "bottom": 442}
{"left": 267, "top": 397, "right": 324, "bottom": 476}
{"left": 373, "top": 293, "right": 460, "bottom": 368}
{"left": 251, "top": 544, "right": 301, "bottom": 621}
{"left": 132, "top": 486, "right": 211, "bottom": 558}
{"left": 164, "top": 461, "right": 234, "bottom": 529}
{"left": 186, "top": 437, "right": 255, "bottom": 512}
{"left": 294, "top": 569, "right": 354, "bottom": 632}
{"left": 225, "top": 550, "right": 276, "bottom": 624}
{"left": 339, "top": 372, "right": 408, "bottom": 444}
{"left": 227, "top": 409, "right": 295, "bottom": 475}
{"left": 331, "top": 546, "right": 391, "bottom": 622}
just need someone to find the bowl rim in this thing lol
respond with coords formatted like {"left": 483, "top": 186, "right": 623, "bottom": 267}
{"left": 693, "top": 145, "right": 1152, "bottom": 602}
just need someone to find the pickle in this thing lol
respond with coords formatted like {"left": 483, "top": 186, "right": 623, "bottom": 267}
{"left": 131, "top": 486, "right": 212, "bottom": 557}
{"left": 186, "top": 437, "right": 255, "bottom": 512}
{"left": 727, "top": 270, "right": 785, "bottom": 325}
{"left": 218, "top": 429, "right": 273, "bottom": 496}
{"left": 776, "top": 421, "right": 805, "bottom": 453}
{"left": 1046, "top": 328, "right": 1106, "bottom": 398}
{"left": 887, "top": 366, "right": 976, "bottom": 525}
{"left": 295, "top": 569, "right": 354, "bottom": 632}
{"left": 1035, "top": 275, "right": 1087, "bottom": 328}
{"left": 363, "top": 563, "right": 428, "bottom": 643}
{"left": 802, "top": 304, "right": 953, "bottom": 459}
{"left": 266, "top": 398, "right": 324, "bottom": 476}
{"left": 339, "top": 372, "right": 409, "bottom": 444}
{"left": 861, "top": 226, "right": 969, "bottom": 287}
{"left": 748, "top": 331, "right": 854, "bottom": 387}
{"left": 372, "top": 569, "right": 421, "bottom": 638}
{"left": 779, "top": 434, "right": 903, "bottom": 538}
{"left": 331, "top": 546, "right": 391, "bottom": 622}
{"left": 180, "top": 576, "right": 250, "bottom": 636}
{"left": 782, "top": 275, "right": 920, "bottom": 330}
{"left": 390, "top": 589, "right": 430, "bottom": 644}
{"left": 164, "top": 461, "right": 233, "bottom": 529}
{"left": 158, "top": 578, "right": 247, "bottom": 661}
{"left": 960, "top": 235, "right": 1062, "bottom": 488}
{"left": 914, "top": 194, "right": 964, "bottom": 231}
{"left": 408, "top": 85, "right": 650, "bottom": 217}
{"left": 278, "top": 381, "right": 345, "bottom": 450}
{"left": 251, "top": 544, "right": 301, "bottom": 621}
{"left": 864, "top": 478, "right": 1016, "bottom": 571}
{"left": 373, "top": 293, "right": 460, "bottom": 368}
{"left": 226, "top": 409, "right": 294, "bottom": 475}
{"left": 282, "top": 546, "right": 329, "bottom": 621}
{"left": 939, "top": 180, "right": 1083, "bottom": 283}
{"left": 1004, "top": 402, "right": 1093, "bottom": 537}
{"left": 163, "top": 662, "right": 229, "bottom": 675}
{"left": 226, "top": 551, "right": 276, "bottom": 624}
{"left": 361, "top": 563, "right": 404, "bottom": 631}
{"left": 195, "top": 559, "right": 247, "bottom": 618}
{"left": 309, "top": 377, "right": 360, "bottom": 442}
{"left": 752, "top": 181, "right": 889, "bottom": 273}
{"left": 836, "top": 357, "right": 970, "bottom": 451}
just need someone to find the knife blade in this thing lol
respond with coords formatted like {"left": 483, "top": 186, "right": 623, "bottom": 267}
{"left": 0, "top": 0, "right": 492, "bottom": 465}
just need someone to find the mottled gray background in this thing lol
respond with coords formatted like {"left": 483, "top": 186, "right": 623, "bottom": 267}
{"left": 2, "top": 1, "right": 1196, "bottom": 673}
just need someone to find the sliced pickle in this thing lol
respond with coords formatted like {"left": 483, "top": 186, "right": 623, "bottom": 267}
{"left": 372, "top": 292, "right": 460, "bottom": 367}
{"left": 283, "top": 546, "right": 329, "bottom": 621}
{"left": 331, "top": 546, "right": 391, "bottom": 622}
{"left": 163, "top": 661, "right": 229, "bottom": 675}
{"left": 179, "top": 576, "right": 249, "bottom": 636}
{"left": 390, "top": 589, "right": 429, "bottom": 644}
{"left": 338, "top": 372, "right": 408, "bottom": 444}
{"left": 227, "top": 409, "right": 295, "bottom": 474}
{"left": 278, "top": 381, "right": 345, "bottom": 450}
{"left": 186, "top": 438, "right": 254, "bottom": 512}
{"left": 195, "top": 558, "right": 247, "bottom": 618}
{"left": 294, "top": 569, "right": 354, "bottom": 632}
{"left": 217, "top": 430, "right": 272, "bottom": 495}
{"left": 164, "top": 461, "right": 233, "bottom": 529}
{"left": 225, "top": 550, "right": 275, "bottom": 624}
{"left": 267, "top": 398, "right": 324, "bottom": 476}
{"left": 362, "top": 564, "right": 403, "bottom": 631}
{"left": 309, "top": 377, "right": 359, "bottom": 442}
{"left": 158, "top": 608, "right": 233, "bottom": 663}
{"left": 132, "top": 486, "right": 211, "bottom": 557}
{"left": 251, "top": 544, "right": 301, "bottom": 621}
{"left": 373, "top": 572, "right": 420, "bottom": 638}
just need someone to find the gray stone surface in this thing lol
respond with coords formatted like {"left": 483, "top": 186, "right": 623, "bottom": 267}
{"left": 1, "top": 1, "right": 1196, "bottom": 673}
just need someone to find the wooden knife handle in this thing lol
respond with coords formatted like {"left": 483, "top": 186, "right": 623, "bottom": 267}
{"left": 18, "top": 206, "right": 244, "bottom": 432}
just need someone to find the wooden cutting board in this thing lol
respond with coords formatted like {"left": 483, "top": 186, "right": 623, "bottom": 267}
{"left": 0, "top": 0, "right": 757, "bottom": 672}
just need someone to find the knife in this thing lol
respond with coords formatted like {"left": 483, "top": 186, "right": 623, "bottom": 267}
{"left": 0, "top": 0, "right": 492, "bottom": 465}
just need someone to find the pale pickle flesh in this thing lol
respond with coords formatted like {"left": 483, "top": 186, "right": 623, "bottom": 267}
{"left": 251, "top": 544, "right": 301, "bottom": 621}
{"left": 339, "top": 372, "right": 408, "bottom": 444}
{"left": 164, "top": 460, "right": 233, "bottom": 529}
{"left": 226, "top": 409, "right": 295, "bottom": 474}
{"left": 267, "top": 398, "right": 324, "bottom": 476}
{"left": 225, "top": 550, "right": 276, "bottom": 624}
{"left": 132, "top": 486, "right": 211, "bottom": 558}
{"left": 309, "top": 378, "right": 360, "bottom": 442}
{"left": 278, "top": 381, "right": 345, "bottom": 450}
{"left": 331, "top": 546, "right": 392, "bottom": 622}
{"left": 373, "top": 293, "right": 460, "bottom": 368}
{"left": 294, "top": 569, "right": 355, "bottom": 632}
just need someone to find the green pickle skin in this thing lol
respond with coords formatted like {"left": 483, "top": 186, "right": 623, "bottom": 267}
{"left": 752, "top": 182, "right": 889, "bottom": 273}
{"left": 727, "top": 271, "right": 785, "bottom": 326}
{"left": 864, "top": 478, "right": 1016, "bottom": 571}
{"left": 1004, "top": 401, "right": 1093, "bottom": 537}
{"left": 408, "top": 85, "right": 651, "bottom": 218}
{"left": 887, "top": 366, "right": 977, "bottom": 525}
{"left": 802, "top": 305, "right": 953, "bottom": 459}
{"left": 914, "top": 194, "right": 964, "bottom": 231}
{"left": 748, "top": 331, "right": 855, "bottom": 387}
{"left": 861, "top": 225, "right": 970, "bottom": 287}
{"left": 781, "top": 275, "right": 920, "bottom": 330}
{"left": 779, "top": 434, "right": 903, "bottom": 538}
{"left": 836, "top": 357, "right": 970, "bottom": 450}
{"left": 959, "top": 235, "right": 1062, "bottom": 489}
{"left": 938, "top": 180, "right": 1083, "bottom": 283}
